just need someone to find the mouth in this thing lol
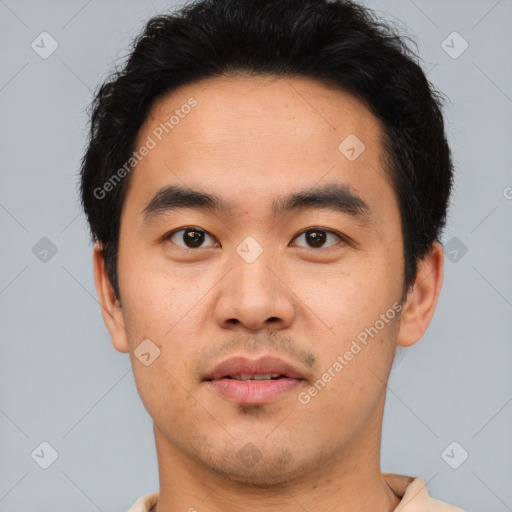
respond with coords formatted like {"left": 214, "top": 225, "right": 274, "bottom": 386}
{"left": 217, "top": 373, "right": 290, "bottom": 381}
{"left": 202, "top": 355, "right": 306, "bottom": 405}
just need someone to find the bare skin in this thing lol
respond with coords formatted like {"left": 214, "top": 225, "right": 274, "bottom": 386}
{"left": 93, "top": 74, "right": 443, "bottom": 512}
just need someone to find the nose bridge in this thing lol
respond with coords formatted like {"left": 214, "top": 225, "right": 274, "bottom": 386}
{"left": 214, "top": 236, "right": 294, "bottom": 330}
{"left": 231, "top": 236, "right": 279, "bottom": 305}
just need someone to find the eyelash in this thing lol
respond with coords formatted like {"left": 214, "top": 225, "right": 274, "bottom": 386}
{"left": 162, "top": 226, "right": 347, "bottom": 250}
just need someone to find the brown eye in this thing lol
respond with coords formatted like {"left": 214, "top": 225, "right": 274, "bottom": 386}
{"left": 165, "top": 227, "right": 217, "bottom": 249}
{"left": 292, "top": 228, "right": 343, "bottom": 249}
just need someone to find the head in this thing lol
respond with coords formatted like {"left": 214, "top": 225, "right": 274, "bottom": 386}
{"left": 80, "top": 0, "right": 452, "bottom": 485}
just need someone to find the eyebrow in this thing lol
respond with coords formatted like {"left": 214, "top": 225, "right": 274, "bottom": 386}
{"left": 141, "top": 182, "right": 371, "bottom": 224}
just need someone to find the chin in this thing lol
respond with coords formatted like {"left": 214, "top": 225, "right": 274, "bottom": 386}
{"left": 201, "top": 446, "right": 317, "bottom": 488}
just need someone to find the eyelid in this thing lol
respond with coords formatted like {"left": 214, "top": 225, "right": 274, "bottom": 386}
{"left": 162, "top": 226, "right": 219, "bottom": 248}
{"left": 162, "top": 226, "right": 350, "bottom": 249}
{"left": 290, "top": 227, "right": 347, "bottom": 248}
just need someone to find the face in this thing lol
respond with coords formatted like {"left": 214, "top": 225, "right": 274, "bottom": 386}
{"left": 97, "top": 75, "right": 427, "bottom": 485}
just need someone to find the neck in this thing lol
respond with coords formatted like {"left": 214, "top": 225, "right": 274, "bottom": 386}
{"left": 152, "top": 401, "right": 401, "bottom": 512}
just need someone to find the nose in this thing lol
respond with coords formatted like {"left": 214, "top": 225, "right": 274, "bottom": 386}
{"left": 214, "top": 247, "right": 295, "bottom": 332}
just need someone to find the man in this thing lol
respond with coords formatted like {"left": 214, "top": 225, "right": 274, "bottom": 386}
{"left": 79, "top": 0, "right": 466, "bottom": 510}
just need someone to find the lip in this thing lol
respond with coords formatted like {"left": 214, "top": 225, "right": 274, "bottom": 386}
{"left": 202, "top": 355, "right": 306, "bottom": 405}
{"left": 203, "top": 355, "right": 305, "bottom": 381}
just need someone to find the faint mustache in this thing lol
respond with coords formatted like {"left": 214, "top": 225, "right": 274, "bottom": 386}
{"left": 196, "top": 330, "right": 318, "bottom": 374}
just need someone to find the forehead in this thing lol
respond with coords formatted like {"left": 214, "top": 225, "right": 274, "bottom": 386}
{"left": 124, "top": 74, "right": 392, "bottom": 218}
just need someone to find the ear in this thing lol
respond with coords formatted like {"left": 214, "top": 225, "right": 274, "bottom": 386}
{"left": 396, "top": 241, "right": 444, "bottom": 347}
{"left": 92, "top": 241, "right": 130, "bottom": 353}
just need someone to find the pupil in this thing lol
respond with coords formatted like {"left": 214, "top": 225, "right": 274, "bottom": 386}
{"left": 184, "top": 229, "right": 204, "bottom": 248}
{"left": 306, "top": 229, "right": 326, "bottom": 247}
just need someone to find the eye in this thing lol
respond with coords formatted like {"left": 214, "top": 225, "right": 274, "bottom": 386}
{"left": 164, "top": 227, "right": 218, "bottom": 249}
{"left": 291, "top": 228, "right": 344, "bottom": 249}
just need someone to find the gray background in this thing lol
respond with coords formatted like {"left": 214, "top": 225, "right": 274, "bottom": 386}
{"left": 0, "top": 0, "right": 511, "bottom": 510}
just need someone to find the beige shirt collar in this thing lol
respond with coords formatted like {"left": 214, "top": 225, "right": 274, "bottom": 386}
{"left": 127, "top": 473, "right": 466, "bottom": 512}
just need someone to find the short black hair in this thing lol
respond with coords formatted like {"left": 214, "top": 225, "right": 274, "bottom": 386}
{"left": 79, "top": 0, "right": 453, "bottom": 302}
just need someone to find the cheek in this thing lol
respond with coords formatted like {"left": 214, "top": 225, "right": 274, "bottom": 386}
{"left": 303, "top": 317, "right": 399, "bottom": 435}
{"left": 121, "top": 264, "right": 207, "bottom": 368}
{"left": 294, "top": 266, "right": 400, "bottom": 408}
{"left": 295, "top": 263, "right": 399, "bottom": 339}
{"left": 120, "top": 256, "right": 198, "bottom": 340}
{"left": 131, "top": 356, "right": 201, "bottom": 438}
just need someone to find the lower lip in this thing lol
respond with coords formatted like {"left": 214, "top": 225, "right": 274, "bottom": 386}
{"left": 204, "top": 377, "right": 302, "bottom": 405}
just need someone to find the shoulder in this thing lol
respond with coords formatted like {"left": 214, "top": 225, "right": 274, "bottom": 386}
{"left": 383, "top": 473, "right": 466, "bottom": 512}
{"left": 126, "top": 491, "right": 159, "bottom": 512}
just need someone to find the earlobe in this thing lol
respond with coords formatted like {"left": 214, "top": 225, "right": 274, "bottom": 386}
{"left": 396, "top": 241, "right": 444, "bottom": 348}
{"left": 92, "top": 241, "right": 130, "bottom": 353}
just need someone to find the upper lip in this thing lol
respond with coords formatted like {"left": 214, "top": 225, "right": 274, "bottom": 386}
{"left": 203, "top": 355, "right": 306, "bottom": 381}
